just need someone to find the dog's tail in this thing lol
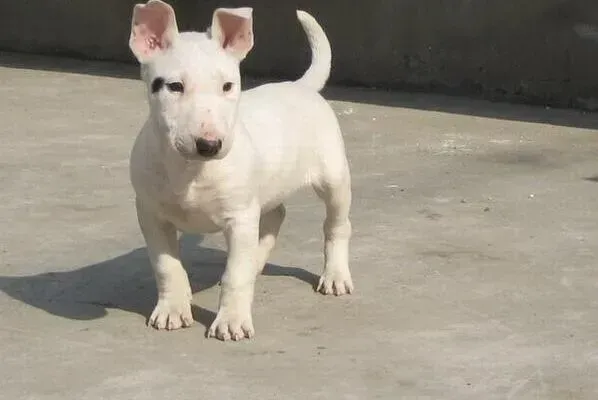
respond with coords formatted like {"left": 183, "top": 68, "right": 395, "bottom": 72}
{"left": 295, "top": 10, "right": 332, "bottom": 92}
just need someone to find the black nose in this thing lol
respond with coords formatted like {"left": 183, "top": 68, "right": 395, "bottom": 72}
{"left": 195, "top": 138, "right": 222, "bottom": 157}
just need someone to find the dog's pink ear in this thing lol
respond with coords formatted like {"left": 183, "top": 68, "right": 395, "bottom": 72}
{"left": 210, "top": 7, "right": 254, "bottom": 61}
{"left": 129, "top": 0, "right": 179, "bottom": 63}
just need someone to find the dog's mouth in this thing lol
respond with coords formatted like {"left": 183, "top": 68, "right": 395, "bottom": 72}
{"left": 173, "top": 136, "right": 198, "bottom": 159}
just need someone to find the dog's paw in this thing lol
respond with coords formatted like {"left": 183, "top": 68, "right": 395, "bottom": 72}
{"left": 317, "top": 268, "right": 354, "bottom": 296}
{"left": 148, "top": 297, "right": 194, "bottom": 330}
{"left": 207, "top": 306, "right": 254, "bottom": 341}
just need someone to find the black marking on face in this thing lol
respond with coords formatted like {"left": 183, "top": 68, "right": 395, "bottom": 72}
{"left": 151, "top": 77, "right": 164, "bottom": 93}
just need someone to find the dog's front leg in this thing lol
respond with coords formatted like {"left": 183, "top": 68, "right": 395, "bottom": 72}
{"left": 208, "top": 204, "right": 260, "bottom": 341}
{"left": 136, "top": 200, "right": 193, "bottom": 330}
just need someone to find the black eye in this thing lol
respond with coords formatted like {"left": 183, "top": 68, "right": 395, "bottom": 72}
{"left": 222, "top": 82, "right": 233, "bottom": 93}
{"left": 151, "top": 77, "right": 164, "bottom": 93}
{"left": 166, "top": 82, "right": 184, "bottom": 93}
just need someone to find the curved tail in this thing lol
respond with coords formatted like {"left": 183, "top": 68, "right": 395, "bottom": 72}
{"left": 295, "top": 10, "right": 332, "bottom": 92}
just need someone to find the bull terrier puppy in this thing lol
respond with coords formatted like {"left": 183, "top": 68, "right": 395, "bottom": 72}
{"left": 128, "top": 0, "right": 353, "bottom": 341}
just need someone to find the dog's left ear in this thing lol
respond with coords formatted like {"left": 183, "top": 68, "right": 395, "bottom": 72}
{"left": 209, "top": 7, "right": 254, "bottom": 61}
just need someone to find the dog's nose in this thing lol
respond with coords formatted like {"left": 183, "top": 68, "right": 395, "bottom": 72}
{"left": 195, "top": 137, "right": 222, "bottom": 157}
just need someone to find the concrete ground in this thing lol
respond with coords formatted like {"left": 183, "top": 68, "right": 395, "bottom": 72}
{"left": 1, "top": 53, "right": 598, "bottom": 400}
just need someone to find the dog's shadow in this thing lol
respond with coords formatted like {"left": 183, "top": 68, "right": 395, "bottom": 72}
{"left": 0, "top": 235, "right": 319, "bottom": 330}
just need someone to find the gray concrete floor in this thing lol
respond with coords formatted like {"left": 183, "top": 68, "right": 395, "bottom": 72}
{"left": 1, "top": 53, "right": 598, "bottom": 400}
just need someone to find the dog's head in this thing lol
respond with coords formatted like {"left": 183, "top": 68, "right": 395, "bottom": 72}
{"left": 129, "top": 0, "right": 254, "bottom": 160}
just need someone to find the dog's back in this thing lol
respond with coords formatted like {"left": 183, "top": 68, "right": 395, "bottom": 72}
{"left": 236, "top": 12, "right": 345, "bottom": 211}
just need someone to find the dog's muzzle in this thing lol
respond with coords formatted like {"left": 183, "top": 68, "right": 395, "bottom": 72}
{"left": 195, "top": 138, "right": 222, "bottom": 157}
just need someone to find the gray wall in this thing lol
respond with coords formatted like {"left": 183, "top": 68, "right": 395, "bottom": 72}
{"left": 2, "top": 0, "right": 598, "bottom": 109}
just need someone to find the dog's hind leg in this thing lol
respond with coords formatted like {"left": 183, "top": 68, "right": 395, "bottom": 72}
{"left": 313, "top": 164, "right": 353, "bottom": 295}
{"left": 255, "top": 204, "right": 286, "bottom": 274}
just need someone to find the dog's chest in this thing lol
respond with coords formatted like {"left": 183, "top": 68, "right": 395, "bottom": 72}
{"left": 131, "top": 159, "right": 226, "bottom": 233}
{"left": 157, "top": 179, "right": 229, "bottom": 233}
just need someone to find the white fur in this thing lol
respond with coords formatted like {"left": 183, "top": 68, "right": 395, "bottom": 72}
{"left": 128, "top": 1, "right": 353, "bottom": 341}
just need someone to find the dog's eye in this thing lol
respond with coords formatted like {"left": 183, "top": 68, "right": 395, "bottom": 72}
{"left": 166, "top": 82, "right": 184, "bottom": 93}
{"left": 151, "top": 78, "right": 164, "bottom": 93}
{"left": 222, "top": 82, "right": 233, "bottom": 93}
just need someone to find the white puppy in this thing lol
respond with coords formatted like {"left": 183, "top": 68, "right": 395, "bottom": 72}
{"left": 128, "top": 0, "right": 353, "bottom": 341}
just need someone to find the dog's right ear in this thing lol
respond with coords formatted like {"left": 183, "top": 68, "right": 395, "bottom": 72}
{"left": 209, "top": 7, "right": 254, "bottom": 61}
{"left": 129, "top": 0, "right": 179, "bottom": 63}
